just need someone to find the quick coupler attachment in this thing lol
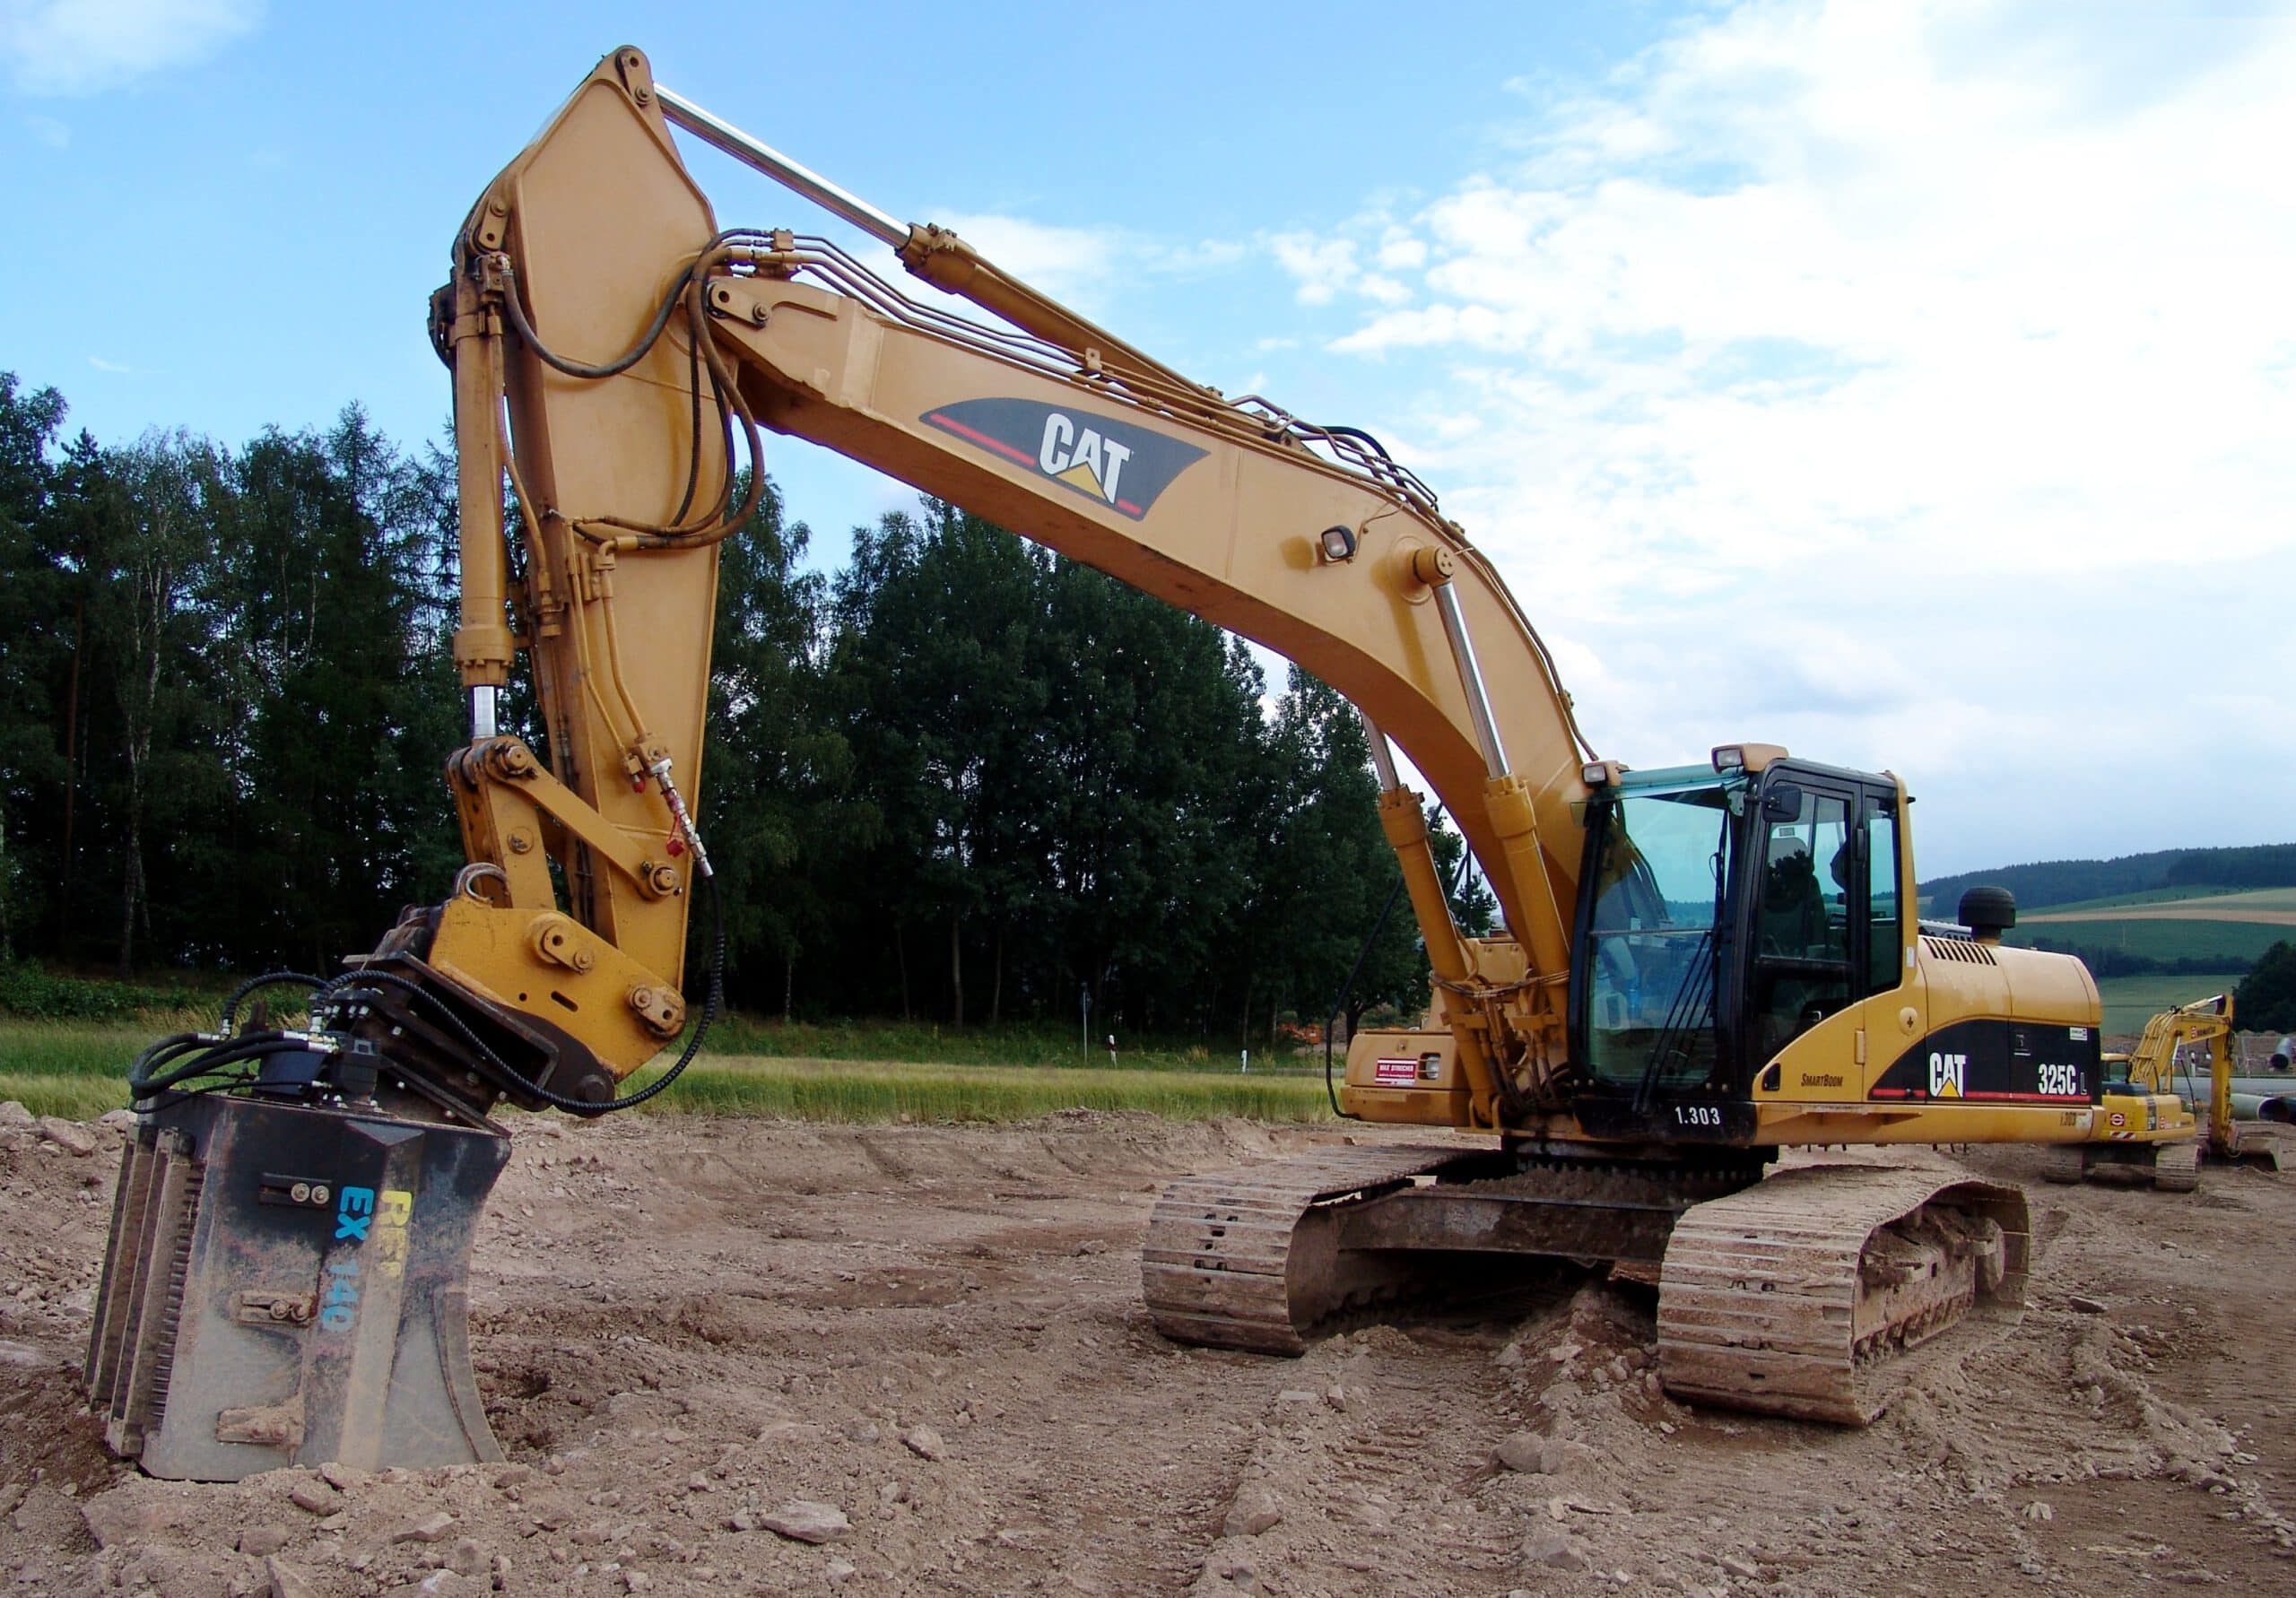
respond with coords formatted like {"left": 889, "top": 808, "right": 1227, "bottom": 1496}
{"left": 84, "top": 1092, "right": 510, "bottom": 1481}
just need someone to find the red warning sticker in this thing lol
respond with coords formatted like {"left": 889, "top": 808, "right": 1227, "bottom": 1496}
{"left": 1374, "top": 1057, "right": 1419, "bottom": 1087}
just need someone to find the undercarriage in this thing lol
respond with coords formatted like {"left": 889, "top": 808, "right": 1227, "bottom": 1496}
{"left": 1144, "top": 1143, "right": 2030, "bottom": 1425}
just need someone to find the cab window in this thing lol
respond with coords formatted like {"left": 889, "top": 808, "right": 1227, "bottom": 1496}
{"left": 1866, "top": 796, "right": 1902, "bottom": 995}
{"left": 1581, "top": 785, "right": 1735, "bottom": 1090}
{"left": 1757, "top": 791, "right": 1849, "bottom": 960}
{"left": 1751, "top": 786, "right": 1853, "bottom": 1061}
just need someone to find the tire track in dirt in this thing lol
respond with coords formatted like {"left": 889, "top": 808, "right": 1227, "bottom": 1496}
{"left": 1188, "top": 1325, "right": 1536, "bottom": 1594}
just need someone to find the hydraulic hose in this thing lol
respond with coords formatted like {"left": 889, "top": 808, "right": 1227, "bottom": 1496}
{"left": 314, "top": 873, "right": 727, "bottom": 1116}
{"left": 128, "top": 1031, "right": 314, "bottom": 1099}
{"left": 495, "top": 255, "right": 700, "bottom": 381}
{"left": 218, "top": 971, "right": 325, "bottom": 1031}
{"left": 491, "top": 256, "right": 767, "bottom": 550}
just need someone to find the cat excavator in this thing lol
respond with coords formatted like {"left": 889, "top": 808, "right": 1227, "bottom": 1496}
{"left": 91, "top": 47, "right": 2101, "bottom": 1481}
{"left": 2048, "top": 993, "right": 2280, "bottom": 1187}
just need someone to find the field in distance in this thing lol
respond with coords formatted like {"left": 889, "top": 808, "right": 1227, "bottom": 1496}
{"left": 2090, "top": 971, "right": 2253, "bottom": 1038}
{"left": 2012, "top": 885, "right": 2296, "bottom": 918}
{"left": 1999, "top": 888, "right": 2293, "bottom": 970}
{"left": 0, "top": 1015, "right": 1335, "bottom": 1125}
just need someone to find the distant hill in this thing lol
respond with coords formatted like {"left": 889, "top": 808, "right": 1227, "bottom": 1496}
{"left": 1918, "top": 844, "right": 2296, "bottom": 916}
{"left": 1916, "top": 846, "right": 2296, "bottom": 979}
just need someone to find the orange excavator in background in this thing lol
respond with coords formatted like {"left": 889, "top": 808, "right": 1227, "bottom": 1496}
{"left": 92, "top": 48, "right": 2122, "bottom": 1480}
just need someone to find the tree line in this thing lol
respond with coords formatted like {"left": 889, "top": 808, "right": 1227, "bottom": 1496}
{"left": 0, "top": 372, "right": 1485, "bottom": 1042}
{"left": 1919, "top": 844, "right": 2296, "bottom": 922}
{"left": 2239, "top": 943, "right": 2296, "bottom": 1034}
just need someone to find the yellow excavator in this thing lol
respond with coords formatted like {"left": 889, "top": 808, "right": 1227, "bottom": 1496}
{"left": 2048, "top": 993, "right": 2280, "bottom": 1188}
{"left": 91, "top": 47, "right": 2112, "bottom": 1480}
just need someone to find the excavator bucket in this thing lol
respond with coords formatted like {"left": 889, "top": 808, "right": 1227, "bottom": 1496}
{"left": 2214, "top": 1129, "right": 2283, "bottom": 1175}
{"left": 85, "top": 1092, "right": 509, "bottom": 1481}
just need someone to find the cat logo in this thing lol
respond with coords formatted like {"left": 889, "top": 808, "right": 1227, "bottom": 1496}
{"left": 1037, "top": 413, "right": 1131, "bottom": 506}
{"left": 921, "top": 397, "right": 1207, "bottom": 521}
{"left": 1926, "top": 1050, "right": 1968, "bottom": 1099}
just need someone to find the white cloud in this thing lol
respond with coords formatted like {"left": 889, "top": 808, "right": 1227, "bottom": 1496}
{"left": 1268, "top": 233, "right": 1360, "bottom": 307}
{"left": 1375, "top": 230, "right": 1427, "bottom": 272}
{"left": 1336, "top": 2, "right": 2296, "bottom": 576}
{"left": 1357, "top": 273, "right": 1412, "bottom": 306}
{"left": 87, "top": 355, "right": 132, "bottom": 373}
{"left": 1283, "top": 1, "right": 2296, "bottom": 869}
{"left": 1, "top": 0, "right": 262, "bottom": 97}
{"left": 1268, "top": 230, "right": 1422, "bottom": 308}
{"left": 22, "top": 109, "right": 65, "bottom": 143}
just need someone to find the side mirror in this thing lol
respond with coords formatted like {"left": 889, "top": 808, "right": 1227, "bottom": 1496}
{"left": 1761, "top": 783, "right": 1803, "bottom": 824}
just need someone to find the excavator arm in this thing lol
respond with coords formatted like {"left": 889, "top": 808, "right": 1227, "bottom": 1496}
{"left": 432, "top": 45, "right": 1601, "bottom": 1125}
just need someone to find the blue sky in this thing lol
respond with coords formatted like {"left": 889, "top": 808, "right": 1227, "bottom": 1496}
{"left": 4, "top": 1, "right": 2292, "bottom": 876}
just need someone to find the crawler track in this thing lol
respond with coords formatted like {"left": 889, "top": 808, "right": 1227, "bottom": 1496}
{"left": 1656, "top": 1165, "right": 2030, "bottom": 1424}
{"left": 2053, "top": 1138, "right": 2206, "bottom": 1191}
{"left": 2151, "top": 1140, "right": 2202, "bottom": 1191}
{"left": 1141, "top": 1143, "right": 1469, "bottom": 1353}
{"left": 1147, "top": 1150, "right": 2033, "bottom": 1428}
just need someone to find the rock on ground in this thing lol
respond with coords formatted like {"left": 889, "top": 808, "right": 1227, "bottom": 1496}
{"left": 755, "top": 1499, "right": 850, "bottom": 1543}
{"left": 35, "top": 1116, "right": 97, "bottom": 1155}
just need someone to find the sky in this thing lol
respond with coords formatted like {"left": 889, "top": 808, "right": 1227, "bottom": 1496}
{"left": 3, "top": 0, "right": 2290, "bottom": 878}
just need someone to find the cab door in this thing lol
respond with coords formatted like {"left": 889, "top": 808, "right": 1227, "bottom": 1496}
{"left": 1843, "top": 784, "right": 1926, "bottom": 1094}
{"left": 1748, "top": 779, "right": 1925, "bottom": 1101}
{"left": 1739, "top": 776, "right": 1859, "bottom": 1076}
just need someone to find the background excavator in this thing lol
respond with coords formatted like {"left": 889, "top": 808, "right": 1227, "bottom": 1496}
{"left": 90, "top": 47, "right": 2108, "bottom": 1480}
{"left": 2048, "top": 993, "right": 2281, "bottom": 1187}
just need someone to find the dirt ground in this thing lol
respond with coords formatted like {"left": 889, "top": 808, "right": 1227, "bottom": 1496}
{"left": 4, "top": 1106, "right": 2293, "bottom": 1597}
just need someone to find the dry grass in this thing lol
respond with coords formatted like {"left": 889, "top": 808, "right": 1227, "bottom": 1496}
{"left": 0, "top": 1020, "right": 1332, "bottom": 1125}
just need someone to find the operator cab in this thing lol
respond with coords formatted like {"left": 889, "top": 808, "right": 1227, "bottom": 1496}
{"left": 1567, "top": 745, "right": 1907, "bottom": 1142}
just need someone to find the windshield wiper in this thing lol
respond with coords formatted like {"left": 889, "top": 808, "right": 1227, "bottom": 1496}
{"left": 1632, "top": 928, "right": 1715, "bottom": 1118}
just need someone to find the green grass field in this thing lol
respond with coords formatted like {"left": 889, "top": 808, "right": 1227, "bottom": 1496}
{"left": 5, "top": 934, "right": 2279, "bottom": 1124}
{"left": 0, "top": 1016, "right": 1335, "bottom": 1125}
{"left": 2092, "top": 972, "right": 2250, "bottom": 1037}
{"left": 2005, "top": 917, "right": 2286, "bottom": 965}
{"left": 2005, "top": 884, "right": 2244, "bottom": 915}
{"left": 631, "top": 1054, "right": 1330, "bottom": 1122}
{"left": 695, "top": 1015, "right": 1313, "bottom": 1074}
{"left": 1927, "top": 885, "right": 2296, "bottom": 918}
{"left": 2021, "top": 886, "right": 2296, "bottom": 916}
{"left": 0, "top": 1020, "right": 159, "bottom": 1118}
